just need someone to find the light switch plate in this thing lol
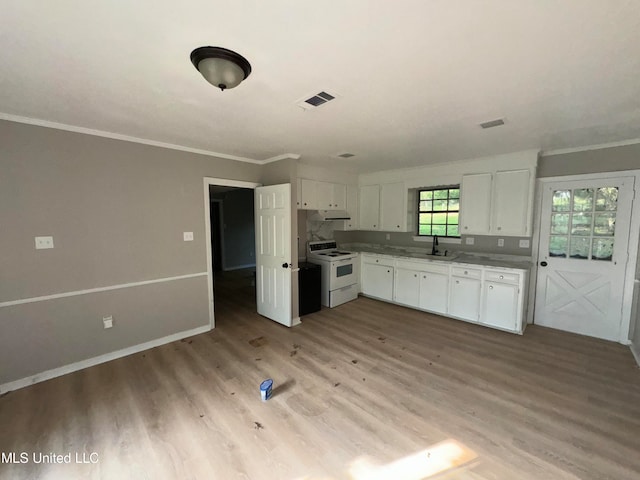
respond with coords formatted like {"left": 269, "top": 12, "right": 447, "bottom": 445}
{"left": 35, "top": 236, "right": 54, "bottom": 249}
{"left": 103, "top": 316, "right": 113, "bottom": 329}
{"left": 519, "top": 239, "right": 530, "bottom": 248}
{"left": 183, "top": 232, "right": 194, "bottom": 241}
{"left": 497, "top": 238, "right": 504, "bottom": 247}
{"left": 465, "top": 237, "right": 475, "bottom": 245}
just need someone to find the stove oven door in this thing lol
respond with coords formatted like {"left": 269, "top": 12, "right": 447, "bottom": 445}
{"left": 331, "top": 257, "right": 358, "bottom": 290}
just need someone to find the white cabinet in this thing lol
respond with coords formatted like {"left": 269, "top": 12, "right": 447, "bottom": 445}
{"left": 359, "top": 182, "right": 408, "bottom": 232}
{"left": 460, "top": 169, "right": 532, "bottom": 237}
{"left": 493, "top": 169, "right": 530, "bottom": 236}
{"left": 481, "top": 269, "right": 525, "bottom": 333}
{"left": 448, "top": 267, "right": 482, "bottom": 322}
{"left": 361, "top": 255, "right": 394, "bottom": 301}
{"left": 418, "top": 263, "right": 450, "bottom": 315}
{"left": 299, "top": 179, "right": 348, "bottom": 210}
{"left": 460, "top": 173, "right": 492, "bottom": 235}
{"left": 380, "top": 182, "right": 408, "bottom": 232}
{"left": 359, "top": 185, "right": 380, "bottom": 230}
{"left": 394, "top": 264, "right": 421, "bottom": 308}
{"left": 335, "top": 184, "right": 359, "bottom": 230}
{"left": 296, "top": 178, "right": 302, "bottom": 208}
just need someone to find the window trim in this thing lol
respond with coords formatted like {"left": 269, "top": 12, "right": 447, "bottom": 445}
{"left": 416, "top": 185, "right": 461, "bottom": 238}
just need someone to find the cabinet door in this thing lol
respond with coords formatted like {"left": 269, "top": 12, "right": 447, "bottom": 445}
{"left": 380, "top": 182, "right": 407, "bottom": 231}
{"left": 361, "top": 262, "right": 394, "bottom": 301}
{"left": 332, "top": 183, "right": 347, "bottom": 210}
{"left": 394, "top": 268, "right": 421, "bottom": 307}
{"left": 300, "top": 179, "right": 317, "bottom": 210}
{"left": 493, "top": 169, "right": 530, "bottom": 236}
{"left": 449, "top": 276, "right": 481, "bottom": 322}
{"left": 359, "top": 185, "right": 380, "bottom": 230}
{"left": 296, "top": 178, "right": 302, "bottom": 209}
{"left": 314, "top": 181, "right": 333, "bottom": 210}
{"left": 419, "top": 271, "right": 449, "bottom": 315}
{"left": 482, "top": 281, "right": 518, "bottom": 331}
{"left": 460, "top": 173, "right": 492, "bottom": 235}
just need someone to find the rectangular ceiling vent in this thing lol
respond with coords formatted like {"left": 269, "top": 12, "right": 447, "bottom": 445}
{"left": 479, "top": 118, "right": 505, "bottom": 129}
{"left": 297, "top": 91, "right": 338, "bottom": 110}
{"left": 336, "top": 152, "right": 355, "bottom": 158}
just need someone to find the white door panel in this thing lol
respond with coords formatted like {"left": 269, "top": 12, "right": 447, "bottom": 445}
{"left": 534, "top": 178, "right": 632, "bottom": 341}
{"left": 255, "top": 184, "right": 292, "bottom": 326}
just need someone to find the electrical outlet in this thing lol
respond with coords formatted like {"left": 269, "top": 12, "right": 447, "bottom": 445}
{"left": 386, "top": 233, "right": 390, "bottom": 240}
{"left": 497, "top": 238, "right": 504, "bottom": 247}
{"left": 519, "top": 239, "right": 530, "bottom": 248}
{"left": 183, "top": 232, "right": 194, "bottom": 241}
{"left": 103, "top": 316, "right": 113, "bottom": 329}
{"left": 35, "top": 236, "right": 54, "bottom": 249}
{"left": 465, "top": 237, "right": 475, "bottom": 245}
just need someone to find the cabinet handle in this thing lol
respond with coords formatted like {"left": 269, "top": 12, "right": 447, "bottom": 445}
{"left": 423, "top": 275, "right": 426, "bottom": 279}
{"left": 376, "top": 259, "right": 379, "bottom": 263}
{"left": 499, "top": 275, "right": 504, "bottom": 279}
{"left": 464, "top": 270, "right": 468, "bottom": 274}
{"left": 464, "top": 226, "right": 468, "bottom": 230}
{"left": 373, "top": 224, "right": 376, "bottom": 228}
{"left": 489, "top": 285, "right": 494, "bottom": 289}
{"left": 456, "top": 280, "right": 460, "bottom": 284}
{"left": 397, "top": 225, "right": 400, "bottom": 228}
{"left": 304, "top": 202, "right": 307, "bottom": 206}
{"left": 414, "top": 274, "right": 417, "bottom": 277}
{"left": 387, "top": 270, "right": 390, "bottom": 273}
{"left": 497, "top": 226, "right": 502, "bottom": 231}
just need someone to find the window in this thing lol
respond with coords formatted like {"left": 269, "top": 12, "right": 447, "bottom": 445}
{"left": 417, "top": 187, "right": 460, "bottom": 237}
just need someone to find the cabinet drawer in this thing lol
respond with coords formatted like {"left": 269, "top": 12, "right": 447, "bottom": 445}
{"left": 451, "top": 266, "right": 482, "bottom": 279}
{"left": 484, "top": 270, "right": 521, "bottom": 284}
{"left": 422, "top": 263, "right": 450, "bottom": 275}
{"left": 362, "top": 255, "right": 395, "bottom": 267}
{"left": 395, "top": 259, "right": 425, "bottom": 270}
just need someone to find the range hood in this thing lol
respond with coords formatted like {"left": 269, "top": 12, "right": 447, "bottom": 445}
{"left": 309, "top": 210, "right": 351, "bottom": 221}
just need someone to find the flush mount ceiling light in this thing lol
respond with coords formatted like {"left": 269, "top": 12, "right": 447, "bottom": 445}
{"left": 190, "top": 46, "right": 252, "bottom": 91}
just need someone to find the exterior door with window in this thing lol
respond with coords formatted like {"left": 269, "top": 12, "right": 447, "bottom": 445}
{"left": 535, "top": 178, "right": 633, "bottom": 341}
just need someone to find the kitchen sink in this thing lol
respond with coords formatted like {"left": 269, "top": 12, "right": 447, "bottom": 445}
{"left": 424, "top": 253, "right": 457, "bottom": 261}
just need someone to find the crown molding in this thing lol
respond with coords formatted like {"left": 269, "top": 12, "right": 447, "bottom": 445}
{"left": 542, "top": 138, "right": 640, "bottom": 157}
{"left": 0, "top": 112, "right": 300, "bottom": 165}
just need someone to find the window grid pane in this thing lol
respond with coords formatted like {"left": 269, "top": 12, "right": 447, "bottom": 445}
{"left": 417, "top": 186, "right": 460, "bottom": 238}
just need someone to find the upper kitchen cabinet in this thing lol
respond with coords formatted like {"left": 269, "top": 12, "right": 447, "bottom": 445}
{"left": 335, "top": 184, "right": 359, "bottom": 231}
{"left": 460, "top": 169, "right": 532, "bottom": 236}
{"left": 359, "top": 184, "right": 380, "bottom": 230}
{"left": 299, "top": 179, "right": 347, "bottom": 210}
{"left": 358, "top": 182, "right": 409, "bottom": 232}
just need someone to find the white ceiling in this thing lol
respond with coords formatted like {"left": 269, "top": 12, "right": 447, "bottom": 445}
{"left": 2, "top": 1, "right": 640, "bottom": 173}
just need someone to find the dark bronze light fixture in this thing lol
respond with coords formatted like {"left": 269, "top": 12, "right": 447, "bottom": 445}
{"left": 190, "top": 46, "right": 252, "bottom": 91}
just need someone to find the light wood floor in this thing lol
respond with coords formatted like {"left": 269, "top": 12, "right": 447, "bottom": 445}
{"left": 1, "top": 269, "right": 640, "bottom": 480}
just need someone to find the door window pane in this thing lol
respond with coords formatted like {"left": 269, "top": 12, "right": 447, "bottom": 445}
{"left": 592, "top": 238, "right": 614, "bottom": 261}
{"left": 594, "top": 213, "right": 616, "bottom": 236}
{"left": 551, "top": 213, "right": 569, "bottom": 234}
{"left": 572, "top": 189, "right": 593, "bottom": 212}
{"left": 570, "top": 237, "right": 590, "bottom": 259}
{"left": 549, "top": 236, "right": 568, "bottom": 257}
{"left": 552, "top": 190, "right": 571, "bottom": 212}
{"left": 571, "top": 213, "right": 592, "bottom": 236}
{"left": 595, "top": 187, "right": 618, "bottom": 211}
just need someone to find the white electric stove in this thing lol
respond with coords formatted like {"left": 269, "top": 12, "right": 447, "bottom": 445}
{"left": 307, "top": 240, "right": 359, "bottom": 307}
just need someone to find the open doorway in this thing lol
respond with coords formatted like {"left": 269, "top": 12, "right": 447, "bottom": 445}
{"left": 204, "top": 178, "right": 260, "bottom": 329}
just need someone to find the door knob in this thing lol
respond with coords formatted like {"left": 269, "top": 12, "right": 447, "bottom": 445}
{"left": 540, "top": 261, "right": 548, "bottom": 267}
{"left": 282, "top": 262, "right": 290, "bottom": 268}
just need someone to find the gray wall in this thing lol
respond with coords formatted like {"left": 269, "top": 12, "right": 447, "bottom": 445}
{"left": 539, "top": 143, "right": 640, "bottom": 177}
{"left": 220, "top": 189, "right": 255, "bottom": 270}
{"left": 0, "top": 120, "right": 262, "bottom": 386}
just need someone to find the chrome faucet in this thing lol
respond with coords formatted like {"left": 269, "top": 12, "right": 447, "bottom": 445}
{"left": 431, "top": 235, "right": 439, "bottom": 255}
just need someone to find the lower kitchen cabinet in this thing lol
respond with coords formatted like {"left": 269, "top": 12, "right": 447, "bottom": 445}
{"left": 419, "top": 268, "right": 449, "bottom": 315}
{"left": 361, "top": 255, "right": 394, "bottom": 301}
{"left": 359, "top": 253, "right": 528, "bottom": 334}
{"left": 394, "top": 267, "right": 421, "bottom": 308}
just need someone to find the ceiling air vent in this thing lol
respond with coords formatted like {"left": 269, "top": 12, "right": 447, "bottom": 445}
{"left": 297, "top": 91, "right": 339, "bottom": 110}
{"left": 336, "top": 152, "right": 355, "bottom": 158}
{"left": 479, "top": 118, "right": 505, "bottom": 129}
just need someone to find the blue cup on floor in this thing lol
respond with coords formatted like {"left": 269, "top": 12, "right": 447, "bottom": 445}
{"left": 260, "top": 379, "right": 273, "bottom": 401}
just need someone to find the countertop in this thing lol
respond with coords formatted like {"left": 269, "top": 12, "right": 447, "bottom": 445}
{"left": 345, "top": 244, "right": 533, "bottom": 271}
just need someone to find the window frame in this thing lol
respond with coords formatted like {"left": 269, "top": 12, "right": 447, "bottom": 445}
{"left": 416, "top": 185, "right": 461, "bottom": 238}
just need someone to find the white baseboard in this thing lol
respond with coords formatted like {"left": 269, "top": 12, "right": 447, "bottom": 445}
{"left": 292, "top": 316, "right": 302, "bottom": 326}
{"left": 631, "top": 343, "right": 640, "bottom": 367}
{"left": 0, "top": 324, "right": 211, "bottom": 395}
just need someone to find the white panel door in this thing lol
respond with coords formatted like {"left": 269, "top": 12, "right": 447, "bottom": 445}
{"left": 482, "top": 282, "right": 518, "bottom": 331}
{"left": 394, "top": 268, "right": 420, "bottom": 307}
{"left": 255, "top": 184, "right": 292, "bottom": 327}
{"left": 534, "top": 178, "right": 633, "bottom": 341}
{"left": 449, "top": 276, "right": 481, "bottom": 322}
{"left": 419, "top": 271, "right": 449, "bottom": 315}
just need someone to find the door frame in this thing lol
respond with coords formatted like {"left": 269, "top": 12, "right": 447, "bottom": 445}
{"left": 203, "top": 177, "right": 261, "bottom": 329}
{"left": 530, "top": 170, "right": 640, "bottom": 344}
